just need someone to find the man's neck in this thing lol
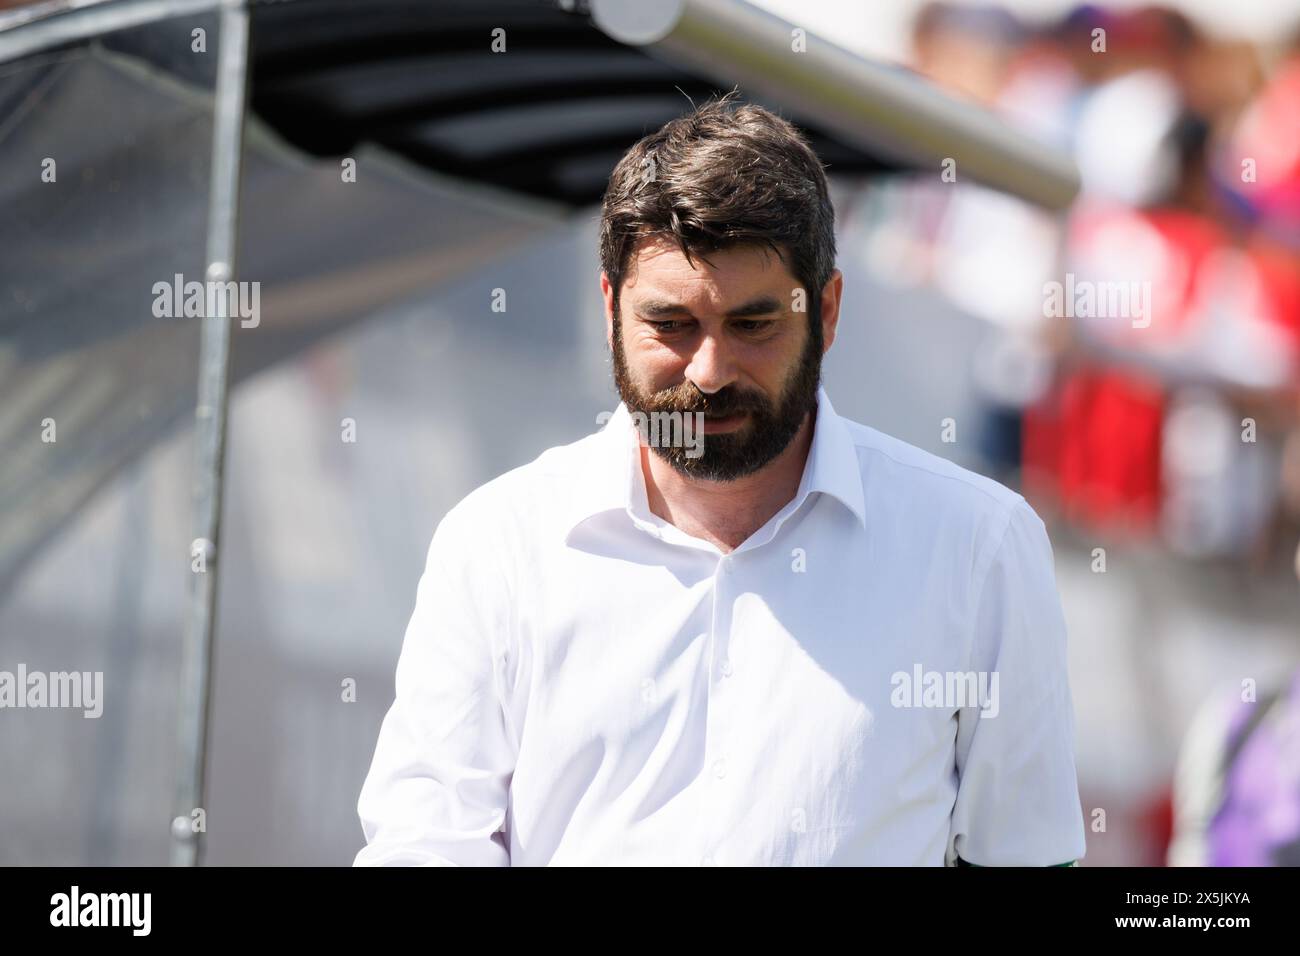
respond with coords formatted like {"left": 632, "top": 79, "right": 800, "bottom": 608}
{"left": 639, "top": 410, "right": 815, "bottom": 554}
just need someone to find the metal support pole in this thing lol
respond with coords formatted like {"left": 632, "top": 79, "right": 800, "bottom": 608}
{"left": 590, "top": 0, "right": 1080, "bottom": 210}
{"left": 170, "top": 0, "right": 248, "bottom": 867}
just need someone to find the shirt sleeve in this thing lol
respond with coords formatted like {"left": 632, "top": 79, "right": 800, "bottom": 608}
{"left": 353, "top": 508, "right": 517, "bottom": 866}
{"left": 947, "top": 498, "right": 1087, "bottom": 866}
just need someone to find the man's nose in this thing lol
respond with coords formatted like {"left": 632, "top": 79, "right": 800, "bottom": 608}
{"left": 684, "top": 331, "right": 737, "bottom": 395}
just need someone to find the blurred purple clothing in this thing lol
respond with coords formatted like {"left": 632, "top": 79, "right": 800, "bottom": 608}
{"left": 1209, "top": 673, "right": 1300, "bottom": 866}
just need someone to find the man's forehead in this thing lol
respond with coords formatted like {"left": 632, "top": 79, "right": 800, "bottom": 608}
{"left": 622, "top": 235, "right": 796, "bottom": 298}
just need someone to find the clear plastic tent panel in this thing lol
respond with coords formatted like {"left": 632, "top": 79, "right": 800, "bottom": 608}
{"left": 0, "top": 11, "right": 219, "bottom": 864}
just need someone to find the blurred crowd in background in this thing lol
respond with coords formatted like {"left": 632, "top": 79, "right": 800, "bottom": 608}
{"left": 865, "top": 2, "right": 1300, "bottom": 866}
{"left": 875, "top": 2, "right": 1300, "bottom": 564}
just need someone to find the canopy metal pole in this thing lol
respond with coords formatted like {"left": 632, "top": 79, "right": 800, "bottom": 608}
{"left": 0, "top": 0, "right": 221, "bottom": 62}
{"left": 590, "top": 0, "right": 1080, "bottom": 210}
{"left": 170, "top": 0, "right": 248, "bottom": 867}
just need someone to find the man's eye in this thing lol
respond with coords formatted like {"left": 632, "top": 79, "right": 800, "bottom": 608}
{"left": 648, "top": 320, "right": 683, "bottom": 333}
{"left": 735, "top": 320, "right": 773, "bottom": 333}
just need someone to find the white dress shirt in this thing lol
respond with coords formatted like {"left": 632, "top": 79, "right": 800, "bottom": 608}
{"left": 354, "top": 387, "right": 1086, "bottom": 866}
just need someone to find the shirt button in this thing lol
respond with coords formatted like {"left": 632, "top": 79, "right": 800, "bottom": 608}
{"left": 712, "top": 758, "right": 727, "bottom": 779}
{"left": 720, "top": 658, "right": 733, "bottom": 677}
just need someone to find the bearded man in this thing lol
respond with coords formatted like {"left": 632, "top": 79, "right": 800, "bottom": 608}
{"left": 354, "top": 96, "right": 1085, "bottom": 867}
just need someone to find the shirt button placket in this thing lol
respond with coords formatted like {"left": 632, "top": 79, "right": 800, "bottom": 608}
{"left": 714, "top": 556, "right": 734, "bottom": 682}
{"left": 701, "top": 552, "right": 735, "bottom": 865}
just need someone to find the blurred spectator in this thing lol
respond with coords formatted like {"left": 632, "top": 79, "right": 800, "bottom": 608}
{"left": 1169, "top": 668, "right": 1300, "bottom": 866}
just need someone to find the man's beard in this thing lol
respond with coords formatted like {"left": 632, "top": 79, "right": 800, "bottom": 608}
{"left": 610, "top": 310, "right": 823, "bottom": 482}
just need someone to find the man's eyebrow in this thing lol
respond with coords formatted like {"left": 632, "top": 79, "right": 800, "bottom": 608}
{"left": 635, "top": 295, "right": 785, "bottom": 319}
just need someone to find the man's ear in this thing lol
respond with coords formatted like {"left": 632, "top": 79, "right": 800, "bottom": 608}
{"left": 819, "top": 268, "right": 844, "bottom": 354}
{"left": 600, "top": 272, "right": 616, "bottom": 351}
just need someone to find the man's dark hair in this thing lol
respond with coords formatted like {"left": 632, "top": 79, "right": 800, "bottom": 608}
{"left": 598, "top": 93, "right": 837, "bottom": 323}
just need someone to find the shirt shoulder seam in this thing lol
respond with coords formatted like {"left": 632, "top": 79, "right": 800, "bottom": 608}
{"left": 848, "top": 432, "right": 1021, "bottom": 511}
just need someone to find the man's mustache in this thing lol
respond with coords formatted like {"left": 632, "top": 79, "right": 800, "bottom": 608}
{"left": 638, "top": 384, "right": 772, "bottom": 417}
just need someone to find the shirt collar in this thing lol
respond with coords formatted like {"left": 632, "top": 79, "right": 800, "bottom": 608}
{"left": 563, "top": 386, "right": 867, "bottom": 542}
